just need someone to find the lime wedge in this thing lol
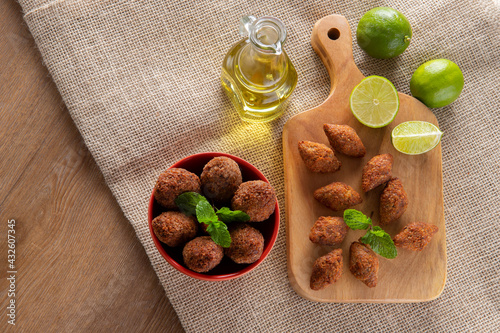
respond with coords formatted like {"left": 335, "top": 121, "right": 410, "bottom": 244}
{"left": 392, "top": 121, "right": 443, "bottom": 155}
{"left": 350, "top": 76, "right": 399, "bottom": 128}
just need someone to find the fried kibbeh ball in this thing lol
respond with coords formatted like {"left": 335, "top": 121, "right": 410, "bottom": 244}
{"left": 349, "top": 242, "right": 379, "bottom": 288}
{"left": 380, "top": 178, "right": 409, "bottom": 225}
{"left": 361, "top": 154, "right": 393, "bottom": 192}
{"left": 182, "top": 236, "right": 223, "bottom": 273}
{"left": 225, "top": 224, "right": 264, "bottom": 264}
{"left": 310, "top": 249, "right": 343, "bottom": 291}
{"left": 314, "top": 182, "right": 362, "bottom": 211}
{"left": 298, "top": 140, "right": 341, "bottom": 173}
{"left": 323, "top": 123, "right": 366, "bottom": 157}
{"left": 309, "top": 216, "right": 349, "bottom": 246}
{"left": 154, "top": 168, "right": 201, "bottom": 209}
{"left": 200, "top": 156, "right": 242, "bottom": 202}
{"left": 393, "top": 222, "right": 438, "bottom": 251}
{"left": 231, "top": 180, "right": 276, "bottom": 222}
{"left": 152, "top": 212, "right": 198, "bottom": 247}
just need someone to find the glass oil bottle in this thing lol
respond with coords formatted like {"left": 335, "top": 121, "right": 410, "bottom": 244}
{"left": 221, "top": 15, "right": 297, "bottom": 123}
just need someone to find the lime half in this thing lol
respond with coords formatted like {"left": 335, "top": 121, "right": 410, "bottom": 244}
{"left": 392, "top": 121, "right": 443, "bottom": 155}
{"left": 350, "top": 76, "right": 399, "bottom": 128}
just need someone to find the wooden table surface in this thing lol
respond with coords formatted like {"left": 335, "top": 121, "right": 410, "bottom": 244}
{"left": 0, "top": 1, "right": 184, "bottom": 331}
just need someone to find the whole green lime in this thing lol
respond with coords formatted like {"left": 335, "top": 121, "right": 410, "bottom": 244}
{"left": 356, "top": 7, "right": 412, "bottom": 59}
{"left": 410, "top": 59, "right": 464, "bottom": 108}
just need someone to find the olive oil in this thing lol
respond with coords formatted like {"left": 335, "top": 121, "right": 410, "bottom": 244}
{"left": 221, "top": 16, "right": 297, "bottom": 123}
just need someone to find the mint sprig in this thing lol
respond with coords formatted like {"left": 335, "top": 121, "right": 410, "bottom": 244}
{"left": 360, "top": 226, "right": 398, "bottom": 259}
{"left": 216, "top": 207, "right": 250, "bottom": 224}
{"left": 196, "top": 200, "right": 218, "bottom": 224}
{"left": 175, "top": 192, "right": 250, "bottom": 248}
{"left": 344, "top": 209, "right": 372, "bottom": 230}
{"left": 344, "top": 209, "right": 397, "bottom": 259}
{"left": 175, "top": 192, "right": 204, "bottom": 216}
{"left": 206, "top": 221, "right": 231, "bottom": 248}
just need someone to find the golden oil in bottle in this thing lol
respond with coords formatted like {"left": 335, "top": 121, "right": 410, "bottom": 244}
{"left": 221, "top": 15, "right": 297, "bottom": 123}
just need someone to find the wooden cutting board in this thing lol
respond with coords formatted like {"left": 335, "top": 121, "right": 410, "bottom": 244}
{"left": 283, "top": 15, "right": 446, "bottom": 303}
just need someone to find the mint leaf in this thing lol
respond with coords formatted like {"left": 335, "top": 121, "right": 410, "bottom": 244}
{"left": 369, "top": 227, "right": 386, "bottom": 238}
{"left": 344, "top": 209, "right": 372, "bottom": 230}
{"left": 176, "top": 192, "right": 233, "bottom": 247}
{"left": 195, "top": 200, "right": 218, "bottom": 224}
{"left": 360, "top": 226, "right": 397, "bottom": 259}
{"left": 216, "top": 207, "right": 250, "bottom": 224}
{"left": 175, "top": 192, "right": 205, "bottom": 216}
{"left": 206, "top": 221, "right": 231, "bottom": 248}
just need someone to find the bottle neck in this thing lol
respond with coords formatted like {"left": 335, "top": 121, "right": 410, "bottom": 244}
{"left": 242, "top": 16, "right": 286, "bottom": 55}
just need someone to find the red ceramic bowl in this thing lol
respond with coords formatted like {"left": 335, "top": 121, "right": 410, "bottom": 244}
{"left": 148, "top": 152, "right": 280, "bottom": 281}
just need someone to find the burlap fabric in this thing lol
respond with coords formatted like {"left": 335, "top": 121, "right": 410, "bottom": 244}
{"left": 18, "top": 0, "right": 499, "bottom": 331}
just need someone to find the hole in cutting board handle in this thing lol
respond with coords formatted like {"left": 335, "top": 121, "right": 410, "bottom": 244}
{"left": 327, "top": 28, "right": 340, "bottom": 40}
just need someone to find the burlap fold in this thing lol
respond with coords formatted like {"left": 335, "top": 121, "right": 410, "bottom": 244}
{"left": 19, "top": 0, "right": 499, "bottom": 331}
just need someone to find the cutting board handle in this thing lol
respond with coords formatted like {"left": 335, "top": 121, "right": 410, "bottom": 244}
{"left": 311, "top": 15, "right": 363, "bottom": 95}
